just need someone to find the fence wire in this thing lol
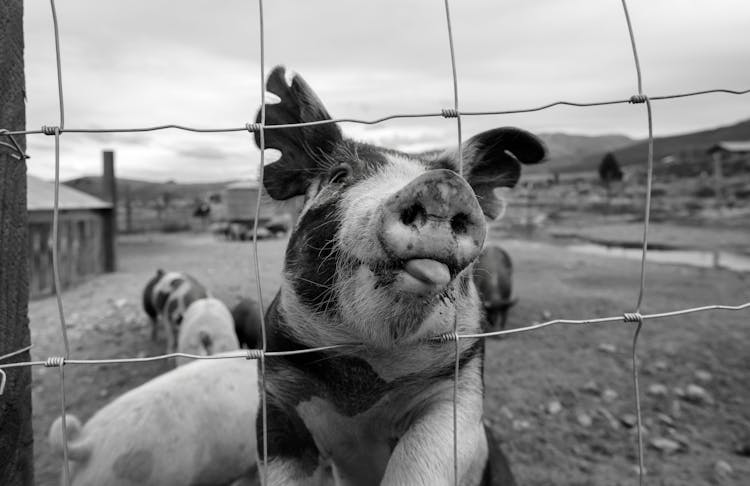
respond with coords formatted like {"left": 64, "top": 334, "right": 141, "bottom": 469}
{"left": 0, "top": 0, "right": 749, "bottom": 485}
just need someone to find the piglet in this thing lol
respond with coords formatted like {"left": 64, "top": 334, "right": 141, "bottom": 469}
{"left": 48, "top": 356, "right": 259, "bottom": 486}
{"left": 142, "top": 270, "right": 210, "bottom": 354}
{"left": 176, "top": 297, "right": 240, "bottom": 366}
{"left": 473, "top": 245, "right": 517, "bottom": 331}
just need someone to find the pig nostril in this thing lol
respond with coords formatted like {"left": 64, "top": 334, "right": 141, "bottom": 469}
{"left": 450, "top": 213, "right": 471, "bottom": 234}
{"left": 400, "top": 203, "right": 426, "bottom": 227}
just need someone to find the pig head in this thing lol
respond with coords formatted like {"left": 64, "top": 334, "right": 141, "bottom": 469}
{"left": 257, "top": 66, "right": 545, "bottom": 348}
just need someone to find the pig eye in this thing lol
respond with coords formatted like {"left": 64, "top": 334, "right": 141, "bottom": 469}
{"left": 328, "top": 163, "right": 352, "bottom": 184}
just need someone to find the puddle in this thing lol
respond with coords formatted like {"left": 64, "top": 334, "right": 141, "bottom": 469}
{"left": 567, "top": 243, "right": 750, "bottom": 272}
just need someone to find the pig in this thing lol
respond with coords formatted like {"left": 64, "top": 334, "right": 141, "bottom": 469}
{"left": 175, "top": 297, "right": 241, "bottom": 366}
{"left": 250, "top": 66, "right": 546, "bottom": 485}
{"left": 141, "top": 270, "right": 209, "bottom": 354}
{"left": 48, "top": 356, "right": 259, "bottom": 486}
{"left": 473, "top": 245, "right": 517, "bottom": 331}
{"left": 140, "top": 269, "right": 163, "bottom": 339}
{"left": 231, "top": 297, "right": 264, "bottom": 350}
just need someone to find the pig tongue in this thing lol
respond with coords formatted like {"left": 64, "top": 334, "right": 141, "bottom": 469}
{"left": 401, "top": 259, "right": 451, "bottom": 295}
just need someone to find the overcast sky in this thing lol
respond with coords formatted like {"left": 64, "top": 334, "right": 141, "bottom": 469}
{"left": 22, "top": 0, "right": 750, "bottom": 183}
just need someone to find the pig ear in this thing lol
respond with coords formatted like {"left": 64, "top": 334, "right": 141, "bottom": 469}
{"left": 254, "top": 66, "right": 343, "bottom": 200}
{"left": 448, "top": 127, "right": 547, "bottom": 219}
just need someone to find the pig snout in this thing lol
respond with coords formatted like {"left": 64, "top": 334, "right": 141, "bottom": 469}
{"left": 377, "top": 169, "right": 486, "bottom": 295}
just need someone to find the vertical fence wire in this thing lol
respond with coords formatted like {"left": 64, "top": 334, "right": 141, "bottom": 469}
{"left": 47, "top": 1, "right": 72, "bottom": 484}
{"left": 251, "top": 0, "right": 269, "bottom": 483}
{"left": 619, "top": 0, "right": 653, "bottom": 482}
{"left": 622, "top": 0, "right": 654, "bottom": 480}
{"left": 442, "top": 0, "right": 463, "bottom": 484}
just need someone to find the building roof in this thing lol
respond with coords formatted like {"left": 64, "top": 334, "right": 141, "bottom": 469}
{"left": 707, "top": 141, "right": 750, "bottom": 154}
{"left": 27, "top": 174, "right": 112, "bottom": 211}
{"left": 225, "top": 179, "right": 260, "bottom": 190}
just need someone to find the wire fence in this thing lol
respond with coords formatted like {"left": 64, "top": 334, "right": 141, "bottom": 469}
{"left": 0, "top": 0, "right": 749, "bottom": 485}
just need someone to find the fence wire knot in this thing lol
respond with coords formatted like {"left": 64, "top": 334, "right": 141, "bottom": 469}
{"left": 45, "top": 356, "right": 66, "bottom": 367}
{"left": 0, "top": 129, "right": 30, "bottom": 160}
{"left": 41, "top": 125, "right": 61, "bottom": 135}
{"left": 245, "top": 349, "right": 263, "bottom": 360}
{"left": 245, "top": 122, "right": 262, "bottom": 133}
{"left": 429, "top": 331, "right": 460, "bottom": 344}
{"left": 441, "top": 108, "right": 459, "bottom": 118}
{"left": 623, "top": 312, "right": 644, "bottom": 323}
{"left": 629, "top": 94, "right": 648, "bottom": 104}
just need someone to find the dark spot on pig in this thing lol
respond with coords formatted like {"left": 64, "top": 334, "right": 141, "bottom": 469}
{"left": 286, "top": 198, "right": 343, "bottom": 314}
{"left": 166, "top": 299, "right": 179, "bottom": 320}
{"left": 262, "top": 395, "right": 320, "bottom": 476}
{"left": 154, "top": 289, "right": 170, "bottom": 313}
{"left": 112, "top": 449, "right": 153, "bottom": 483}
{"left": 406, "top": 243, "right": 413, "bottom": 250}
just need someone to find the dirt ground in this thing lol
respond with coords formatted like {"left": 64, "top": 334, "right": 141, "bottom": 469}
{"left": 28, "top": 223, "right": 749, "bottom": 485}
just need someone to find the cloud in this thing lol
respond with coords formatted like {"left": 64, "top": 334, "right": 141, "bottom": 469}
{"left": 21, "top": 0, "right": 750, "bottom": 182}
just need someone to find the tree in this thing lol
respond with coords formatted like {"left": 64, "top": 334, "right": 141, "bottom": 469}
{"left": 0, "top": 0, "right": 35, "bottom": 484}
{"left": 599, "top": 152, "right": 624, "bottom": 188}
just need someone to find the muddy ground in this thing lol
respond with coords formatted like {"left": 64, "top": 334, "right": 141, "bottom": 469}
{"left": 28, "top": 221, "right": 749, "bottom": 485}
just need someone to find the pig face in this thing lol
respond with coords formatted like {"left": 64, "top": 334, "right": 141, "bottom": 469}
{"left": 256, "top": 66, "right": 545, "bottom": 347}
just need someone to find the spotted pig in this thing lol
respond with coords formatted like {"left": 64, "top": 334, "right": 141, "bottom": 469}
{"left": 142, "top": 270, "right": 209, "bottom": 354}
{"left": 48, "top": 356, "right": 259, "bottom": 486}
{"left": 253, "top": 66, "right": 546, "bottom": 485}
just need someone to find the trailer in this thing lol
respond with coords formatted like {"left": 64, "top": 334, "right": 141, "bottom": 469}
{"left": 222, "top": 180, "right": 281, "bottom": 240}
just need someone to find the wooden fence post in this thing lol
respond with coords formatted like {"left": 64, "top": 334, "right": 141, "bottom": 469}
{"left": 0, "top": 0, "right": 35, "bottom": 484}
{"left": 102, "top": 150, "right": 117, "bottom": 272}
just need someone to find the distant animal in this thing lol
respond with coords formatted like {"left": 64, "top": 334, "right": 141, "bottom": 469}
{"left": 176, "top": 297, "right": 241, "bottom": 366}
{"left": 141, "top": 269, "right": 209, "bottom": 354}
{"left": 48, "top": 356, "right": 259, "bottom": 486}
{"left": 230, "top": 297, "right": 264, "bottom": 350}
{"left": 248, "top": 65, "right": 545, "bottom": 485}
{"left": 473, "top": 245, "right": 517, "bottom": 331}
{"left": 141, "top": 269, "right": 163, "bottom": 339}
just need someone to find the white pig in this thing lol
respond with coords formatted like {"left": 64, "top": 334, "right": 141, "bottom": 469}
{"left": 176, "top": 297, "right": 240, "bottom": 366}
{"left": 48, "top": 356, "right": 259, "bottom": 486}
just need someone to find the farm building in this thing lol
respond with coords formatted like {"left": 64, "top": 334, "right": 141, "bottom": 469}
{"left": 27, "top": 174, "right": 116, "bottom": 298}
{"left": 707, "top": 140, "right": 750, "bottom": 156}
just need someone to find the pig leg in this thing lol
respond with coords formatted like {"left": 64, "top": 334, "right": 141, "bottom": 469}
{"left": 381, "top": 363, "right": 487, "bottom": 486}
{"left": 382, "top": 404, "right": 486, "bottom": 486}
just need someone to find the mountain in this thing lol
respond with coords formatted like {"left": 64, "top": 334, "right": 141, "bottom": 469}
{"left": 581, "top": 117, "right": 750, "bottom": 172}
{"left": 528, "top": 133, "right": 634, "bottom": 173}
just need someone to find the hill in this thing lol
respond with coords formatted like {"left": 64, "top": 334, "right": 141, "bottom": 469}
{"left": 64, "top": 176, "right": 230, "bottom": 203}
{"left": 573, "top": 117, "right": 750, "bottom": 174}
{"left": 534, "top": 132, "right": 634, "bottom": 172}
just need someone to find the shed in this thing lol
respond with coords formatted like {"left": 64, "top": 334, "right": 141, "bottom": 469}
{"left": 707, "top": 141, "right": 750, "bottom": 155}
{"left": 27, "top": 174, "right": 115, "bottom": 298}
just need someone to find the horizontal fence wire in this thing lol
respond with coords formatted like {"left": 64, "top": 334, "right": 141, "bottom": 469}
{"left": 1, "top": 88, "right": 749, "bottom": 140}
{"left": 2, "top": 303, "right": 749, "bottom": 371}
{"left": 0, "top": 0, "right": 748, "bottom": 485}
